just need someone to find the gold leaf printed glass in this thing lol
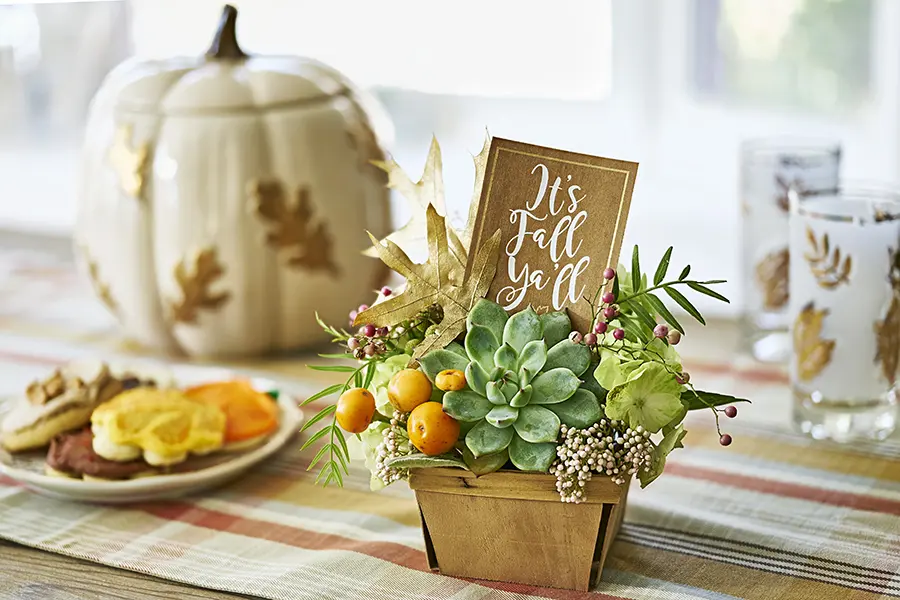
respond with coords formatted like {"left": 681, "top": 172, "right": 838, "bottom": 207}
{"left": 789, "top": 186, "right": 900, "bottom": 442}
{"left": 740, "top": 139, "right": 841, "bottom": 362}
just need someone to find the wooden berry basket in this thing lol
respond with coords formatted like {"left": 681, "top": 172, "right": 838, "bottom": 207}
{"left": 409, "top": 467, "right": 630, "bottom": 591}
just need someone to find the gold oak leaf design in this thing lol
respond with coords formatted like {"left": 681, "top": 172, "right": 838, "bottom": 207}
{"left": 170, "top": 248, "right": 232, "bottom": 324}
{"left": 79, "top": 246, "right": 118, "bottom": 315}
{"left": 355, "top": 204, "right": 502, "bottom": 360}
{"left": 793, "top": 302, "right": 836, "bottom": 382}
{"left": 755, "top": 247, "right": 789, "bottom": 310}
{"left": 874, "top": 245, "right": 900, "bottom": 384}
{"left": 251, "top": 180, "right": 339, "bottom": 277}
{"left": 804, "top": 226, "right": 852, "bottom": 289}
{"left": 108, "top": 125, "right": 150, "bottom": 200}
{"left": 366, "top": 137, "right": 467, "bottom": 276}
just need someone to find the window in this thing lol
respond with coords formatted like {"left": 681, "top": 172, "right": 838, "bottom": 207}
{"left": 0, "top": 0, "right": 893, "bottom": 320}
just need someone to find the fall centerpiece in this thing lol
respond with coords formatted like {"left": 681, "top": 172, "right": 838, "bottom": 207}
{"left": 302, "top": 136, "right": 747, "bottom": 591}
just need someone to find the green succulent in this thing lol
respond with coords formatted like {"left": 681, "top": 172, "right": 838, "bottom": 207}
{"left": 419, "top": 299, "right": 603, "bottom": 473}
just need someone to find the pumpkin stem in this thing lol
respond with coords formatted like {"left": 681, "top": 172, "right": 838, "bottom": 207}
{"left": 206, "top": 4, "right": 247, "bottom": 60}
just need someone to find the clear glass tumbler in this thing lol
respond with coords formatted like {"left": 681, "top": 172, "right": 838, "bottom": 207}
{"left": 789, "top": 186, "right": 900, "bottom": 442}
{"left": 740, "top": 139, "right": 841, "bottom": 362}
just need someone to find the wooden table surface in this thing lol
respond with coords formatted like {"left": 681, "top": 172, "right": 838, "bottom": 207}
{"left": 0, "top": 540, "right": 252, "bottom": 600}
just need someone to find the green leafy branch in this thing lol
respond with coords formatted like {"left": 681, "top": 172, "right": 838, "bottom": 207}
{"left": 300, "top": 359, "right": 380, "bottom": 486}
{"left": 315, "top": 312, "right": 352, "bottom": 343}
{"left": 596, "top": 246, "right": 729, "bottom": 344}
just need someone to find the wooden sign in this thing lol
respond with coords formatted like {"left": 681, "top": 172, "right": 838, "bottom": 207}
{"left": 466, "top": 137, "right": 639, "bottom": 332}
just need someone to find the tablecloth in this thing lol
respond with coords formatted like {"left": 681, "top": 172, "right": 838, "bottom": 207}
{"left": 0, "top": 246, "right": 898, "bottom": 600}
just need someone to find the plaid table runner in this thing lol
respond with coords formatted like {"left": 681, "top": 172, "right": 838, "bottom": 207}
{"left": 0, "top": 248, "right": 898, "bottom": 600}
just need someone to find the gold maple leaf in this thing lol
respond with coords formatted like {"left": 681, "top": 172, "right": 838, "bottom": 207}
{"left": 108, "top": 124, "right": 150, "bottom": 199}
{"left": 79, "top": 245, "right": 118, "bottom": 316}
{"left": 355, "top": 203, "right": 502, "bottom": 359}
{"left": 462, "top": 131, "right": 491, "bottom": 248}
{"left": 170, "top": 247, "right": 232, "bottom": 324}
{"left": 793, "top": 302, "right": 835, "bottom": 382}
{"left": 367, "top": 137, "right": 466, "bottom": 274}
{"left": 251, "top": 179, "right": 339, "bottom": 276}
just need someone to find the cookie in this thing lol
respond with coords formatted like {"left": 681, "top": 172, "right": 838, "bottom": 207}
{"left": 1, "top": 361, "right": 123, "bottom": 452}
{"left": 183, "top": 380, "right": 280, "bottom": 450}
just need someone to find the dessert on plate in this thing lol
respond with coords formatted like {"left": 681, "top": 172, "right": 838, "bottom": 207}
{"left": 91, "top": 388, "right": 227, "bottom": 467}
{"left": 184, "top": 380, "right": 280, "bottom": 451}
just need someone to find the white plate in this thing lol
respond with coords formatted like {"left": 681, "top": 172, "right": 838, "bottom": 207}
{"left": 0, "top": 370, "right": 302, "bottom": 504}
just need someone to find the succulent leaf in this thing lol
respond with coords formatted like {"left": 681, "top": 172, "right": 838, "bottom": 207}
{"left": 486, "top": 405, "right": 519, "bottom": 428}
{"left": 530, "top": 368, "right": 581, "bottom": 405}
{"left": 466, "top": 420, "right": 514, "bottom": 457}
{"left": 486, "top": 381, "right": 507, "bottom": 406}
{"left": 544, "top": 339, "right": 592, "bottom": 376}
{"left": 508, "top": 435, "right": 557, "bottom": 472}
{"left": 466, "top": 324, "right": 500, "bottom": 373}
{"left": 546, "top": 389, "right": 603, "bottom": 428}
{"left": 513, "top": 405, "right": 561, "bottom": 443}
{"left": 509, "top": 384, "right": 533, "bottom": 407}
{"left": 419, "top": 349, "right": 469, "bottom": 382}
{"left": 539, "top": 311, "right": 571, "bottom": 348}
{"left": 445, "top": 341, "right": 468, "bottom": 360}
{"left": 518, "top": 340, "right": 548, "bottom": 376}
{"left": 443, "top": 390, "right": 493, "bottom": 422}
{"left": 500, "top": 379, "right": 519, "bottom": 401}
{"left": 463, "top": 446, "right": 509, "bottom": 475}
{"left": 465, "top": 361, "right": 490, "bottom": 395}
{"left": 503, "top": 307, "right": 543, "bottom": 354}
{"left": 384, "top": 453, "right": 468, "bottom": 470}
{"left": 467, "top": 298, "right": 509, "bottom": 342}
{"left": 493, "top": 343, "right": 517, "bottom": 372}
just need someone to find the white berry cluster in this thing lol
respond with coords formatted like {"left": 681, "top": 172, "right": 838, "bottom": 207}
{"left": 552, "top": 420, "right": 653, "bottom": 503}
{"left": 374, "top": 410, "right": 412, "bottom": 486}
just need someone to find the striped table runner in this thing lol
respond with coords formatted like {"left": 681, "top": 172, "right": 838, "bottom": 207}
{"left": 0, "top": 248, "right": 898, "bottom": 599}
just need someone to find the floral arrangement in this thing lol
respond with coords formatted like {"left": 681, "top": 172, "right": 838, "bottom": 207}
{"left": 301, "top": 139, "right": 747, "bottom": 503}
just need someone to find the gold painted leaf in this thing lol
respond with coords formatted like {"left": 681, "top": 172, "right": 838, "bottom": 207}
{"left": 755, "top": 247, "right": 789, "bottom": 310}
{"left": 462, "top": 131, "right": 491, "bottom": 248}
{"left": 355, "top": 203, "right": 502, "bottom": 360}
{"left": 251, "top": 179, "right": 339, "bottom": 276}
{"left": 79, "top": 245, "right": 118, "bottom": 316}
{"left": 170, "top": 247, "right": 232, "bottom": 324}
{"left": 793, "top": 302, "right": 835, "bottom": 382}
{"left": 365, "top": 137, "right": 466, "bottom": 269}
{"left": 875, "top": 295, "right": 900, "bottom": 384}
{"left": 804, "top": 226, "right": 851, "bottom": 289}
{"left": 108, "top": 125, "right": 150, "bottom": 200}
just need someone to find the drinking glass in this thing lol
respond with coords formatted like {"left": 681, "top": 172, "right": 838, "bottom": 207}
{"left": 740, "top": 139, "right": 841, "bottom": 362}
{"left": 789, "top": 186, "right": 900, "bottom": 442}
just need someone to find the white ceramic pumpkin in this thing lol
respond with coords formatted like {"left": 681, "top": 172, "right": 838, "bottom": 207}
{"left": 76, "top": 5, "right": 391, "bottom": 357}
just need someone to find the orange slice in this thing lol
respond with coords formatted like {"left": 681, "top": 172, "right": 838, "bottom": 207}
{"left": 183, "top": 380, "right": 279, "bottom": 443}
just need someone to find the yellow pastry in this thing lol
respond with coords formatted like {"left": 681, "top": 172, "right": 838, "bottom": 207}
{"left": 91, "top": 388, "right": 226, "bottom": 466}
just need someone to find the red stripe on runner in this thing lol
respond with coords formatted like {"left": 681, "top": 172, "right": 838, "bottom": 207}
{"left": 685, "top": 360, "right": 788, "bottom": 385}
{"left": 0, "top": 349, "right": 64, "bottom": 367}
{"left": 136, "top": 502, "right": 623, "bottom": 600}
{"left": 667, "top": 463, "right": 900, "bottom": 516}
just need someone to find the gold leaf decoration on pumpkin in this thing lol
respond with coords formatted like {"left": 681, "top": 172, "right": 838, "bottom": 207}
{"left": 355, "top": 203, "right": 502, "bottom": 359}
{"left": 793, "top": 302, "right": 836, "bottom": 382}
{"left": 108, "top": 124, "right": 150, "bottom": 200}
{"left": 754, "top": 247, "right": 789, "bottom": 310}
{"left": 366, "top": 137, "right": 466, "bottom": 263}
{"left": 804, "top": 226, "right": 851, "bottom": 289}
{"left": 79, "top": 245, "right": 118, "bottom": 316}
{"left": 251, "top": 179, "right": 339, "bottom": 276}
{"left": 874, "top": 245, "right": 900, "bottom": 384}
{"left": 346, "top": 117, "right": 386, "bottom": 176}
{"left": 169, "top": 247, "right": 232, "bottom": 324}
